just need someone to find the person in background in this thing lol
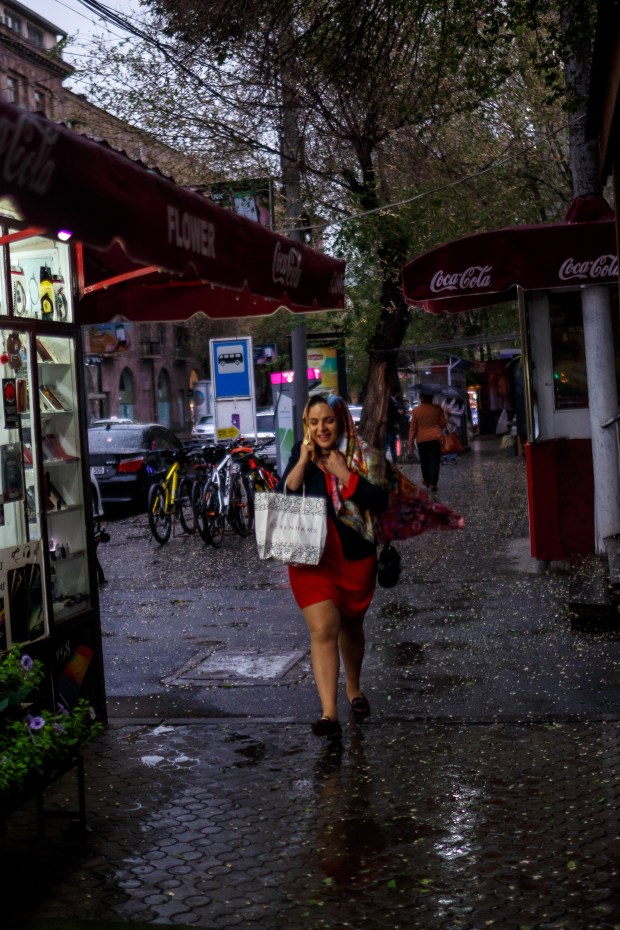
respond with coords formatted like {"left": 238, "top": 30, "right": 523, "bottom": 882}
{"left": 384, "top": 394, "right": 405, "bottom": 463}
{"left": 408, "top": 392, "right": 447, "bottom": 497}
{"left": 279, "top": 394, "right": 389, "bottom": 740}
{"left": 441, "top": 397, "right": 465, "bottom": 464}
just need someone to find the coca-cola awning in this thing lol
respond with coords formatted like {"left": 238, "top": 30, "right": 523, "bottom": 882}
{"left": 402, "top": 216, "right": 617, "bottom": 315}
{"left": 0, "top": 102, "right": 345, "bottom": 321}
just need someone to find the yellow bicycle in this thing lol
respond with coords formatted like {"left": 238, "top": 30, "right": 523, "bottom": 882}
{"left": 147, "top": 449, "right": 196, "bottom": 544}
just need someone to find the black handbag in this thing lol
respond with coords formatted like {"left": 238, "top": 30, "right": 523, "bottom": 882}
{"left": 377, "top": 542, "right": 401, "bottom": 588}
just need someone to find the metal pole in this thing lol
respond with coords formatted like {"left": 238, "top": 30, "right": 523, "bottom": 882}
{"left": 291, "top": 322, "right": 308, "bottom": 442}
{"left": 517, "top": 287, "right": 534, "bottom": 443}
{"left": 582, "top": 284, "right": 620, "bottom": 550}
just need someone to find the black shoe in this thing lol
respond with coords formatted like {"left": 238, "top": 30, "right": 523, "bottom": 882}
{"left": 350, "top": 693, "right": 371, "bottom": 718}
{"left": 312, "top": 716, "right": 342, "bottom": 739}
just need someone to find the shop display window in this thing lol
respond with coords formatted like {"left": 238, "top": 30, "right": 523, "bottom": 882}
{"left": 550, "top": 289, "right": 620, "bottom": 410}
{"left": 0, "top": 328, "right": 91, "bottom": 650}
{"left": 8, "top": 232, "right": 72, "bottom": 323}
{"left": 0, "top": 223, "right": 93, "bottom": 653}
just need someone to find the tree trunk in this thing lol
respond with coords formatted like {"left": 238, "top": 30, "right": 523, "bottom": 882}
{"left": 359, "top": 239, "right": 411, "bottom": 449}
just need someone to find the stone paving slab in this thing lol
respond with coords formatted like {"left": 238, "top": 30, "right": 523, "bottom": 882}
{"left": 4, "top": 717, "right": 620, "bottom": 929}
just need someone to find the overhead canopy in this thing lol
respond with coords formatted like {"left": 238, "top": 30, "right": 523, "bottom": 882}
{"left": 402, "top": 214, "right": 617, "bottom": 315}
{"left": 0, "top": 101, "right": 345, "bottom": 321}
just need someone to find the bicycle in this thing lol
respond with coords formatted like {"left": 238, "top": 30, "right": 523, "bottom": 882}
{"left": 189, "top": 444, "right": 217, "bottom": 544}
{"left": 197, "top": 442, "right": 253, "bottom": 547}
{"left": 235, "top": 438, "right": 280, "bottom": 492}
{"left": 147, "top": 448, "right": 196, "bottom": 544}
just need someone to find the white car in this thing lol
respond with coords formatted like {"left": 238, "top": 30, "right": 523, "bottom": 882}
{"left": 240, "top": 410, "right": 277, "bottom": 463}
{"left": 191, "top": 414, "right": 215, "bottom": 441}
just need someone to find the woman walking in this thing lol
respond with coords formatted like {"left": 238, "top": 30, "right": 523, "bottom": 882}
{"left": 408, "top": 392, "right": 447, "bottom": 497}
{"left": 280, "top": 394, "right": 388, "bottom": 740}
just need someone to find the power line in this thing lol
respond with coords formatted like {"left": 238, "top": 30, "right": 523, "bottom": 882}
{"left": 283, "top": 116, "right": 579, "bottom": 236}
{"left": 399, "top": 332, "right": 521, "bottom": 354}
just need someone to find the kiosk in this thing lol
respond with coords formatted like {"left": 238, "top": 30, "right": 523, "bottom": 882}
{"left": 402, "top": 198, "right": 619, "bottom": 563}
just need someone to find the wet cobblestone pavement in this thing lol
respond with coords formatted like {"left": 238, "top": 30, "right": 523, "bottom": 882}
{"left": 5, "top": 718, "right": 620, "bottom": 928}
{"left": 4, "top": 438, "right": 620, "bottom": 928}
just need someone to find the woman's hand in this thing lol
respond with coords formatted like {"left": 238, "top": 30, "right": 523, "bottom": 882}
{"left": 285, "top": 438, "right": 313, "bottom": 490}
{"left": 320, "top": 449, "right": 351, "bottom": 486}
{"left": 299, "top": 438, "right": 313, "bottom": 467}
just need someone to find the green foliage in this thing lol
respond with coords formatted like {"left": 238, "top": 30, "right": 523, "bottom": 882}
{"left": 0, "top": 644, "right": 44, "bottom": 692}
{"left": 0, "top": 700, "right": 101, "bottom": 795}
{"left": 0, "top": 646, "right": 102, "bottom": 797}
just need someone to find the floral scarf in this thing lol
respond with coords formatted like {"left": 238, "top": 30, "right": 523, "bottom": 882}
{"left": 303, "top": 393, "right": 387, "bottom": 543}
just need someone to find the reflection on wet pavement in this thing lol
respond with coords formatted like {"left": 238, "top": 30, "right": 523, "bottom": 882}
{"left": 5, "top": 439, "right": 620, "bottom": 928}
{"left": 5, "top": 719, "right": 620, "bottom": 928}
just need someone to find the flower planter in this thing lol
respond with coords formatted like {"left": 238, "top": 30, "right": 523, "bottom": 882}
{"left": 0, "top": 646, "right": 100, "bottom": 834}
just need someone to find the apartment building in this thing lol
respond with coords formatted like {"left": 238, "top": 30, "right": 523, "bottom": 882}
{"left": 0, "top": 0, "right": 72, "bottom": 116}
{"left": 0, "top": 0, "right": 204, "bottom": 431}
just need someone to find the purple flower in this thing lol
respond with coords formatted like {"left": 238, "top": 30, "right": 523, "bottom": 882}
{"left": 27, "top": 715, "right": 45, "bottom": 731}
{"left": 52, "top": 722, "right": 65, "bottom": 734}
{"left": 20, "top": 655, "right": 33, "bottom": 673}
{"left": 57, "top": 702, "right": 70, "bottom": 715}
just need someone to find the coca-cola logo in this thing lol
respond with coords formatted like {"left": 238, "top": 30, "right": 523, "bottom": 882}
{"left": 328, "top": 270, "right": 345, "bottom": 295}
{"left": 430, "top": 264, "right": 492, "bottom": 293}
{"left": 0, "top": 113, "right": 58, "bottom": 196}
{"left": 273, "top": 241, "right": 302, "bottom": 289}
{"left": 559, "top": 254, "right": 618, "bottom": 281}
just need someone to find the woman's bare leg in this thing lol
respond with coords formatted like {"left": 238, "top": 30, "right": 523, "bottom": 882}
{"left": 339, "top": 614, "right": 366, "bottom": 702}
{"left": 302, "top": 599, "right": 341, "bottom": 720}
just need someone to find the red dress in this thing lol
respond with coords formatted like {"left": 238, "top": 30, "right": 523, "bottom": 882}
{"left": 288, "top": 473, "right": 377, "bottom": 618}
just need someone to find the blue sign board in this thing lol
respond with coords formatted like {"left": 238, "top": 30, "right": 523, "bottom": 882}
{"left": 211, "top": 339, "right": 251, "bottom": 398}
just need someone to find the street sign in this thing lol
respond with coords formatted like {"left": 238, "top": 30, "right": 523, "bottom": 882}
{"left": 211, "top": 338, "right": 251, "bottom": 398}
{"left": 210, "top": 337, "right": 256, "bottom": 443}
{"left": 217, "top": 426, "right": 240, "bottom": 440}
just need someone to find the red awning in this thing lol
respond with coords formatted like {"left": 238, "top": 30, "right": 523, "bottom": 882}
{"left": 402, "top": 216, "right": 617, "bottom": 314}
{"left": 0, "top": 102, "right": 345, "bottom": 320}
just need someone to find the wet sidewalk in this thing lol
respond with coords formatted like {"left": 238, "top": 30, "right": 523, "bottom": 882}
{"left": 8, "top": 717, "right": 620, "bottom": 929}
{"left": 5, "top": 437, "right": 620, "bottom": 929}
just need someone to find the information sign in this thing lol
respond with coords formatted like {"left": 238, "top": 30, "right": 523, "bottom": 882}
{"left": 211, "top": 339, "right": 251, "bottom": 398}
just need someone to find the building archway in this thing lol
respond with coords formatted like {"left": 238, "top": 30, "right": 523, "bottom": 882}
{"left": 119, "top": 367, "right": 135, "bottom": 420}
{"left": 157, "top": 368, "right": 171, "bottom": 426}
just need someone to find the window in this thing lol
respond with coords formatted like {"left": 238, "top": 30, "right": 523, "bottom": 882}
{"left": 174, "top": 327, "right": 186, "bottom": 352}
{"left": 33, "top": 89, "right": 48, "bottom": 115}
{"left": 4, "top": 12, "right": 22, "bottom": 35}
{"left": 27, "top": 23, "right": 44, "bottom": 46}
{"left": 549, "top": 288, "right": 620, "bottom": 410}
{"left": 6, "top": 74, "right": 19, "bottom": 104}
{"left": 158, "top": 324, "right": 166, "bottom": 348}
{"left": 550, "top": 292, "right": 589, "bottom": 410}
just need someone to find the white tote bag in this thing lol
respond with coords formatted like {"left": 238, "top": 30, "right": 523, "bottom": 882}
{"left": 254, "top": 487, "right": 327, "bottom": 565}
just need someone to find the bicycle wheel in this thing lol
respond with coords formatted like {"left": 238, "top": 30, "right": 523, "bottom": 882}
{"left": 176, "top": 477, "right": 196, "bottom": 534}
{"left": 231, "top": 474, "right": 253, "bottom": 536}
{"left": 147, "top": 483, "right": 171, "bottom": 544}
{"left": 192, "top": 477, "right": 210, "bottom": 543}
{"left": 203, "top": 480, "right": 225, "bottom": 547}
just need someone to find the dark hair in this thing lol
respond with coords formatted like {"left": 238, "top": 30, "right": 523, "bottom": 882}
{"left": 305, "top": 393, "right": 347, "bottom": 435}
{"left": 420, "top": 392, "right": 434, "bottom": 402}
{"left": 306, "top": 393, "right": 328, "bottom": 411}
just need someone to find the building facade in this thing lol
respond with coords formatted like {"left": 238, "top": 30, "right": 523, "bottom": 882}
{"left": 0, "top": 0, "right": 204, "bottom": 432}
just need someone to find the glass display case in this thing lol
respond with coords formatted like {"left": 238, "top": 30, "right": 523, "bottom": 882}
{"left": 0, "top": 217, "right": 102, "bottom": 716}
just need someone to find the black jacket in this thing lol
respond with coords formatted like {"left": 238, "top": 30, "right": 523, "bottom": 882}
{"left": 278, "top": 441, "right": 389, "bottom": 560}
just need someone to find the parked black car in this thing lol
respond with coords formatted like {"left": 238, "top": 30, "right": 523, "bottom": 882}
{"left": 88, "top": 423, "right": 184, "bottom": 509}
